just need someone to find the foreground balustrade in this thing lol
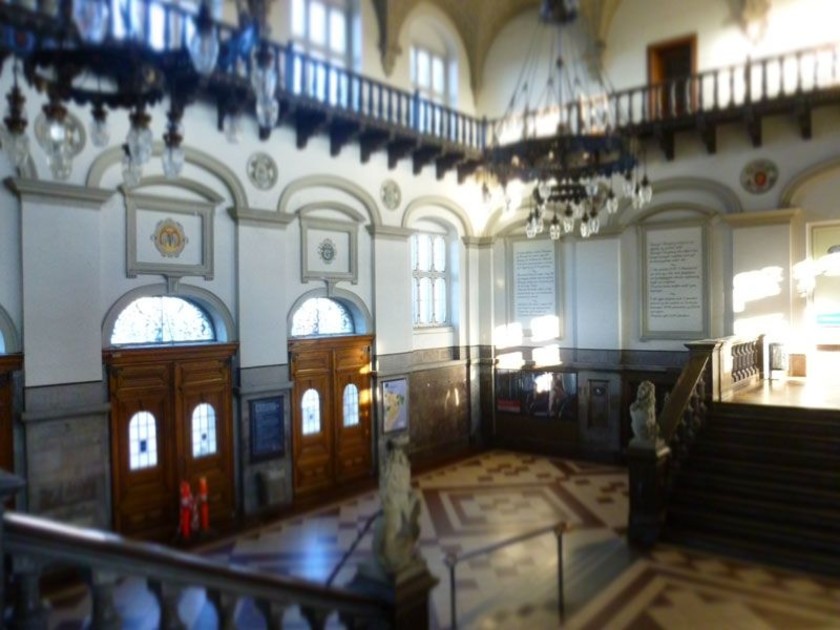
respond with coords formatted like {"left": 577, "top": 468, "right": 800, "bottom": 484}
{"left": 1, "top": 510, "right": 390, "bottom": 628}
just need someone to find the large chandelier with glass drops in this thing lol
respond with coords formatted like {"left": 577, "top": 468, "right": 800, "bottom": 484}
{"left": 481, "top": 0, "right": 653, "bottom": 240}
{"left": 1, "top": 0, "right": 277, "bottom": 184}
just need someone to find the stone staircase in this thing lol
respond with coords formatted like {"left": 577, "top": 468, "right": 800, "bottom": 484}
{"left": 664, "top": 402, "right": 840, "bottom": 577}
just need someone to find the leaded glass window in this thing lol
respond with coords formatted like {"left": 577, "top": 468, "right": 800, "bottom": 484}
{"left": 411, "top": 233, "right": 448, "bottom": 326}
{"left": 191, "top": 403, "right": 218, "bottom": 458}
{"left": 128, "top": 411, "right": 158, "bottom": 470}
{"left": 343, "top": 383, "right": 359, "bottom": 427}
{"left": 290, "top": 298, "right": 354, "bottom": 337}
{"left": 291, "top": 0, "right": 352, "bottom": 103}
{"left": 301, "top": 388, "right": 321, "bottom": 435}
{"left": 111, "top": 296, "right": 215, "bottom": 346}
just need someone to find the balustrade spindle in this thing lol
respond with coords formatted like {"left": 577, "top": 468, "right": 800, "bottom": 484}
{"left": 86, "top": 569, "right": 122, "bottom": 630}
{"left": 255, "top": 599, "right": 288, "bottom": 630}
{"left": 207, "top": 589, "right": 238, "bottom": 630}
{"left": 377, "top": 84, "right": 383, "bottom": 119}
{"left": 387, "top": 88, "right": 393, "bottom": 123}
{"left": 301, "top": 605, "right": 330, "bottom": 629}
{"left": 10, "top": 555, "right": 48, "bottom": 629}
{"left": 761, "top": 58, "right": 768, "bottom": 101}
{"left": 797, "top": 51, "right": 804, "bottom": 92}
{"left": 149, "top": 580, "right": 186, "bottom": 630}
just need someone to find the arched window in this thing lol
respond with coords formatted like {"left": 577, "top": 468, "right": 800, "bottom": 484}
{"left": 301, "top": 388, "right": 321, "bottom": 435}
{"left": 128, "top": 411, "right": 158, "bottom": 470}
{"left": 191, "top": 403, "right": 218, "bottom": 458}
{"left": 342, "top": 383, "right": 359, "bottom": 427}
{"left": 110, "top": 296, "right": 215, "bottom": 346}
{"left": 291, "top": 297, "right": 354, "bottom": 337}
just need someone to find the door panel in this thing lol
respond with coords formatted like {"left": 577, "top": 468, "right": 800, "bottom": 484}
{"left": 289, "top": 335, "right": 374, "bottom": 498}
{"left": 292, "top": 373, "right": 334, "bottom": 496}
{"left": 106, "top": 344, "right": 237, "bottom": 541}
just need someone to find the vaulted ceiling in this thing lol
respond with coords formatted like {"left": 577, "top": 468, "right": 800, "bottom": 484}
{"left": 370, "top": 0, "right": 625, "bottom": 94}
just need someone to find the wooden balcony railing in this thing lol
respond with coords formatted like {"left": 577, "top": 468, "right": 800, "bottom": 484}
{"left": 4, "top": 1, "right": 840, "bottom": 171}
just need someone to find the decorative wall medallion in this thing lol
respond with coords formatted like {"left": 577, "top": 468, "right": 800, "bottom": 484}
{"left": 318, "top": 238, "right": 337, "bottom": 265}
{"left": 246, "top": 152, "right": 278, "bottom": 190}
{"left": 34, "top": 110, "right": 86, "bottom": 157}
{"left": 740, "top": 159, "right": 778, "bottom": 194}
{"left": 151, "top": 218, "right": 188, "bottom": 258}
{"left": 380, "top": 179, "right": 401, "bottom": 210}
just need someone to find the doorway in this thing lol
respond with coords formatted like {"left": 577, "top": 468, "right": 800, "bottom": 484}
{"left": 648, "top": 34, "right": 697, "bottom": 118}
{"left": 289, "top": 335, "right": 374, "bottom": 497}
{"left": 105, "top": 343, "right": 237, "bottom": 541}
{"left": 0, "top": 355, "right": 21, "bottom": 475}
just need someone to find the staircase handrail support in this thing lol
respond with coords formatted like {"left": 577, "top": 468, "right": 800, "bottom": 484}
{"left": 442, "top": 521, "right": 569, "bottom": 629}
{"left": 3, "top": 511, "right": 389, "bottom": 623}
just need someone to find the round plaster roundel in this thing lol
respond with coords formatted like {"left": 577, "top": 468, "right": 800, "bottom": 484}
{"left": 247, "top": 152, "right": 278, "bottom": 190}
{"left": 380, "top": 179, "right": 401, "bottom": 210}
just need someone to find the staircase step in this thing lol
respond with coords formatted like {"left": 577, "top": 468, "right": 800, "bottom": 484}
{"left": 691, "top": 440, "right": 837, "bottom": 468}
{"left": 663, "top": 526, "right": 840, "bottom": 578}
{"left": 680, "top": 455, "right": 839, "bottom": 489}
{"left": 668, "top": 488, "right": 840, "bottom": 532}
{"left": 700, "top": 425, "right": 840, "bottom": 452}
{"left": 674, "top": 470, "right": 840, "bottom": 509}
{"left": 666, "top": 505, "right": 840, "bottom": 557}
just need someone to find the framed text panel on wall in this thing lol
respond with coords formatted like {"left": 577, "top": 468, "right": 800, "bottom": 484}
{"left": 640, "top": 221, "right": 709, "bottom": 340}
{"left": 507, "top": 237, "right": 563, "bottom": 340}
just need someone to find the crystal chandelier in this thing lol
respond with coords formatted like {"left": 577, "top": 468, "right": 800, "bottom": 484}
{"left": 1, "top": 0, "right": 275, "bottom": 184}
{"left": 480, "top": 0, "right": 652, "bottom": 239}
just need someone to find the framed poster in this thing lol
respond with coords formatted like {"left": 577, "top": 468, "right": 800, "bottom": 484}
{"left": 380, "top": 376, "right": 409, "bottom": 434}
{"left": 640, "top": 222, "right": 709, "bottom": 340}
{"left": 249, "top": 396, "right": 284, "bottom": 461}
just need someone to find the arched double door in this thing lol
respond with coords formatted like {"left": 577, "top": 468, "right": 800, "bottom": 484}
{"left": 105, "top": 344, "right": 237, "bottom": 541}
{"left": 289, "top": 335, "right": 374, "bottom": 497}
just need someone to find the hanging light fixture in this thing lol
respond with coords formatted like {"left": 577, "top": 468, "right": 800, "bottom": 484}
{"left": 2, "top": 0, "right": 281, "bottom": 182}
{"left": 480, "top": 0, "right": 652, "bottom": 239}
{"left": 3, "top": 61, "right": 30, "bottom": 169}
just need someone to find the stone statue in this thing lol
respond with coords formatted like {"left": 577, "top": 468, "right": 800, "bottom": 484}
{"left": 369, "top": 438, "right": 421, "bottom": 577}
{"left": 630, "top": 380, "right": 659, "bottom": 447}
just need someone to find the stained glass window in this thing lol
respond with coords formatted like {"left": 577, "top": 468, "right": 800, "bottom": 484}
{"left": 128, "top": 411, "right": 158, "bottom": 470}
{"left": 343, "top": 383, "right": 359, "bottom": 427}
{"left": 191, "top": 403, "right": 218, "bottom": 458}
{"left": 290, "top": 298, "right": 354, "bottom": 337}
{"left": 111, "top": 296, "right": 215, "bottom": 346}
{"left": 302, "top": 388, "right": 321, "bottom": 435}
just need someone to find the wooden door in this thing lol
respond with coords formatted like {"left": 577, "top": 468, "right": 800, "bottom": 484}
{"left": 106, "top": 344, "right": 237, "bottom": 542}
{"left": 648, "top": 35, "right": 696, "bottom": 118}
{"left": 290, "top": 335, "right": 373, "bottom": 498}
{"left": 0, "top": 355, "right": 22, "bottom": 475}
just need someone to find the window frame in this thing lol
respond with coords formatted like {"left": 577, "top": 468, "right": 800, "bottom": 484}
{"left": 410, "top": 44, "right": 450, "bottom": 106}
{"left": 411, "top": 231, "right": 451, "bottom": 329}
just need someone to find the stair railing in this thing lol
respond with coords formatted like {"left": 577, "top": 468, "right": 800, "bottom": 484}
{"left": 2, "top": 508, "right": 394, "bottom": 629}
{"left": 325, "top": 509, "right": 382, "bottom": 587}
{"left": 442, "top": 521, "right": 569, "bottom": 629}
{"left": 627, "top": 335, "right": 765, "bottom": 547}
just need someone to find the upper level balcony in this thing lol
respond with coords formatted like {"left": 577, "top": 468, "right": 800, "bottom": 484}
{"left": 2, "top": 0, "right": 840, "bottom": 181}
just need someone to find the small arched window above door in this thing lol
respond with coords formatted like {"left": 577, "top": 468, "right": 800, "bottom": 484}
{"left": 290, "top": 297, "right": 355, "bottom": 337}
{"left": 110, "top": 296, "right": 215, "bottom": 346}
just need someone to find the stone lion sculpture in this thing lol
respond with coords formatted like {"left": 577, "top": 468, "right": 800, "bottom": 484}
{"left": 370, "top": 438, "right": 421, "bottom": 576}
{"left": 630, "top": 380, "right": 659, "bottom": 446}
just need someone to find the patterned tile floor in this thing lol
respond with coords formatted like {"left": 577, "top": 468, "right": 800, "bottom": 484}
{"left": 47, "top": 450, "right": 840, "bottom": 628}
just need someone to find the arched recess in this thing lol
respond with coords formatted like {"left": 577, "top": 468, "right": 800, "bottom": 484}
{"left": 402, "top": 195, "right": 474, "bottom": 238}
{"left": 287, "top": 287, "right": 373, "bottom": 336}
{"left": 86, "top": 143, "right": 248, "bottom": 210}
{"left": 277, "top": 175, "right": 382, "bottom": 226}
{"left": 297, "top": 201, "right": 366, "bottom": 223}
{"left": 779, "top": 155, "right": 840, "bottom": 208}
{"left": 617, "top": 177, "right": 742, "bottom": 227}
{"left": 101, "top": 283, "right": 236, "bottom": 348}
{"left": 126, "top": 176, "right": 225, "bottom": 205}
{"left": 0, "top": 304, "right": 20, "bottom": 354}
{"left": 633, "top": 202, "right": 720, "bottom": 224}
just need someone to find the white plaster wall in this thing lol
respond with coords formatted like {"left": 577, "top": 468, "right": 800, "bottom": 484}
{"left": 731, "top": 221, "right": 793, "bottom": 340}
{"left": 574, "top": 237, "right": 621, "bottom": 349}
{"left": 21, "top": 200, "right": 103, "bottom": 385}
{"left": 371, "top": 236, "right": 412, "bottom": 356}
